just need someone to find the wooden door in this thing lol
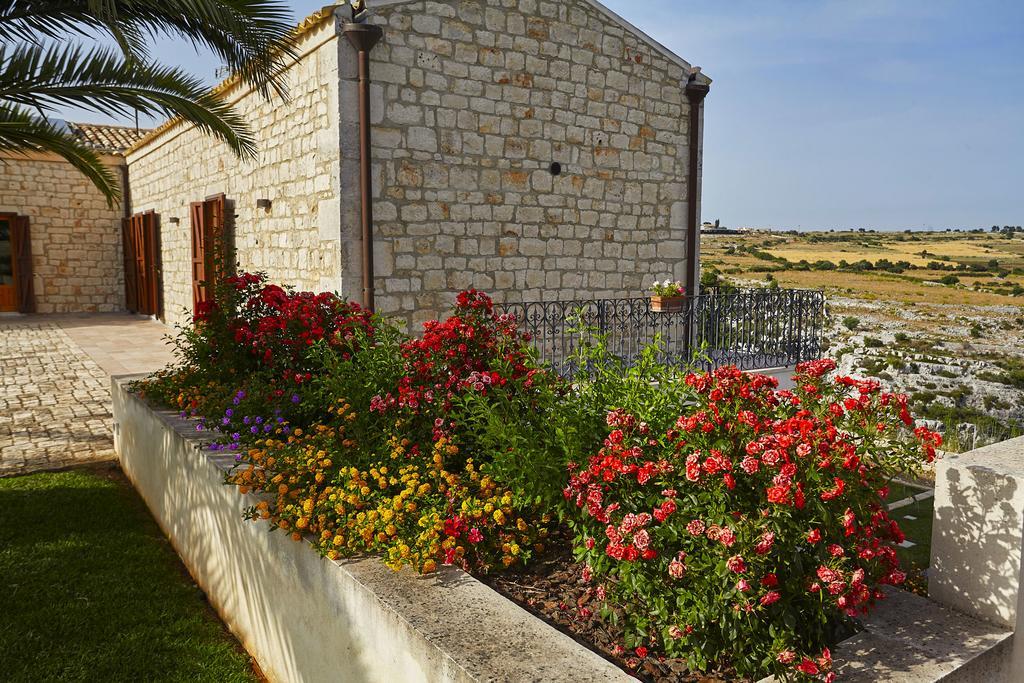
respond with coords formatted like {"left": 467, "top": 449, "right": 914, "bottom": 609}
{"left": 1, "top": 214, "right": 34, "bottom": 314}
{"left": 190, "top": 194, "right": 232, "bottom": 315}
{"left": 190, "top": 201, "right": 208, "bottom": 311}
{"left": 122, "top": 211, "right": 161, "bottom": 316}
{"left": 0, "top": 215, "right": 16, "bottom": 312}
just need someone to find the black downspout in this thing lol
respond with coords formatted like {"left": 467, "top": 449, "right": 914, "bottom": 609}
{"left": 343, "top": 21, "right": 383, "bottom": 313}
{"left": 684, "top": 70, "right": 709, "bottom": 298}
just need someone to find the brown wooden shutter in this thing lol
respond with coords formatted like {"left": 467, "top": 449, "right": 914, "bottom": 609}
{"left": 122, "top": 216, "right": 138, "bottom": 312}
{"left": 142, "top": 211, "right": 162, "bottom": 318}
{"left": 190, "top": 201, "right": 207, "bottom": 312}
{"left": 11, "top": 216, "right": 34, "bottom": 314}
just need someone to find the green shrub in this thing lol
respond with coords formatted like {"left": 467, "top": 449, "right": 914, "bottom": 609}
{"left": 841, "top": 317, "right": 860, "bottom": 331}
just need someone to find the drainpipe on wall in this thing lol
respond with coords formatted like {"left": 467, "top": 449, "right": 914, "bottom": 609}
{"left": 118, "top": 162, "right": 132, "bottom": 218}
{"left": 342, "top": 20, "right": 383, "bottom": 312}
{"left": 684, "top": 69, "right": 710, "bottom": 298}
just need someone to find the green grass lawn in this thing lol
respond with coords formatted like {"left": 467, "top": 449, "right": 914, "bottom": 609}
{"left": 885, "top": 480, "right": 934, "bottom": 572}
{"left": 0, "top": 468, "right": 258, "bottom": 682}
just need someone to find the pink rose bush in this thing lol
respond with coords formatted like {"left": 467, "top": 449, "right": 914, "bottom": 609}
{"left": 565, "top": 359, "right": 940, "bottom": 680}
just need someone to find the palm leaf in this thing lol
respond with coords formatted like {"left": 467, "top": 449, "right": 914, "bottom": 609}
{"left": 0, "top": 0, "right": 297, "bottom": 97}
{"left": 0, "top": 43, "right": 256, "bottom": 158}
{"left": 0, "top": 103, "right": 120, "bottom": 205}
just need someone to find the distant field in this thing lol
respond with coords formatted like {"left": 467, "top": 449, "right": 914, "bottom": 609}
{"left": 702, "top": 230, "right": 1024, "bottom": 306}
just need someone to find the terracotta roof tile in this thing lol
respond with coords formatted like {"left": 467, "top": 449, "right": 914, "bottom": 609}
{"left": 66, "top": 122, "right": 151, "bottom": 153}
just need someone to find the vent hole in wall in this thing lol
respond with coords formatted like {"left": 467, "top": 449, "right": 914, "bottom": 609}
{"left": 549, "top": 161, "right": 562, "bottom": 176}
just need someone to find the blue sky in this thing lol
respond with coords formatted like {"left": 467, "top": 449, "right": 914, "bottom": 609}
{"left": 59, "top": 1, "right": 1024, "bottom": 230}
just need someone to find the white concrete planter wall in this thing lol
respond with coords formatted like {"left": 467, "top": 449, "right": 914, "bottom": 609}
{"left": 111, "top": 377, "right": 629, "bottom": 683}
{"left": 113, "top": 375, "right": 1024, "bottom": 683}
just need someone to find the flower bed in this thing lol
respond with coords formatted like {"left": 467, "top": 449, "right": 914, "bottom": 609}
{"left": 136, "top": 272, "right": 939, "bottom": 681}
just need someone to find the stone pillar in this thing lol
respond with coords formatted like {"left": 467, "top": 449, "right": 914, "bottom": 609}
{"left": 929, "top": 435, "right": 1024, "bottom": 680}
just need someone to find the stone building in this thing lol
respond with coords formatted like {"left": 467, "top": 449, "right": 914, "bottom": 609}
{"left": 0, "top": 123, "right": 147, "bottom": 314}
{"left": 32, "top": 0, "right": 711, "bottom": 329}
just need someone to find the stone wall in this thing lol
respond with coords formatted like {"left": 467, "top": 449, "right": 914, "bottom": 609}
{"left": 0, "top": 151, "right": 125, "bottom": 313}
{"left": 125, "top": 16, "right": 343, "bottom": 327}
{"left": 365, "top": 0, "right": 699, "bottom": 328}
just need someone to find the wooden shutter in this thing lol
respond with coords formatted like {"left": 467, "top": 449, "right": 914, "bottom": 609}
{"left": 142, "top": 211, "right": 162, "bottom": 318}
{"left": 132, "top": 214, "right": 148, "bottom": 313}
{"left": 11, "top": 216, "right": 34, "bottom": 314}
{"left": 122, "top": 216, "right": 138, "bottom": 312}
{"left": 190, "top": 201, "right": 207, "bottom": 312}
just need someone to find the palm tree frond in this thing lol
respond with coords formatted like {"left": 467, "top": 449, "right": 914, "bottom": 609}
{"left": 0, "top": 103, "right": 121, "bottom": 205}
{"left": 0, "top": 43, "right": 256, "bottom": 158}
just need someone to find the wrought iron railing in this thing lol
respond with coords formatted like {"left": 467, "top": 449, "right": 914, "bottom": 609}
{"left": 497, "top": 288, "right": 826, "bottom": 377}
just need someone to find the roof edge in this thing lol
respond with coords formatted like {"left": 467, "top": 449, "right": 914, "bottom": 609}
{"left": 126, "top": 4, "right": 341, "bottom": 155}
{"left": 369, "top": 0, "right": 710, "bottom": 83}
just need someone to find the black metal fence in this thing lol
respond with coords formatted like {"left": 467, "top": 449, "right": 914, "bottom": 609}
{"left": 497, "top": 288, "right": 826, "bottom": 376}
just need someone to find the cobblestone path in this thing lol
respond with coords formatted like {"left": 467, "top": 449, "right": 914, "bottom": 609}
{"left": 0, "top": 316, "right": 173, "bottom": 476}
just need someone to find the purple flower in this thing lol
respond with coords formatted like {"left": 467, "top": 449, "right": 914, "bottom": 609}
{"left": 291, "top": 394, "right": 301, "bottom": 404}
{"left": 243, "top": 416, "right": 251, "bottom": 425}
{"left": 250, "top": 426, "right": 258, "bottom": 434}
{"left": 263, "top": 424, "right": 272, "bottom": 433}
{"left": 255, "top": 416, "right": 264, "bottom": 424}
{"left": 221, "top": 417, "right": 230, "bottom": 426}
{"left": 231, "top": 432, "right": 240, "bottom": 441}
{"left": 233, "top": 396, "right": 241, "bottom": 405}
{"left": 195, "top": 424, "right": 205, "bottom": 432}
{"left": 225, "top": 408, "right": 234, "bottom": 417}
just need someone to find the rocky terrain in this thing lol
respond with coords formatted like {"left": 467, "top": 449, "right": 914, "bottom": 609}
{"left": 824, "top": 296, "right": 1024, "bottom": 450}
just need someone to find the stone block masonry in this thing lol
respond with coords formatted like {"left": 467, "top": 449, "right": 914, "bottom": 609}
{"left": 363, "top": 0, "right": 698, "bottom": 329}
{"left": 125, "top": 17, "right": 344, "bottom": 328}
{"left": 0, "top": 152, "right": 125, "bottom": 313}
{"left": 125, "top": 1, "right": 704, "bottom": 332}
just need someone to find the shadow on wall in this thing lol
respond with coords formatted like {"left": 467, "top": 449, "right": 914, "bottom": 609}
{"left": 930, "top": 461, "right": 1022, "bottom": 630}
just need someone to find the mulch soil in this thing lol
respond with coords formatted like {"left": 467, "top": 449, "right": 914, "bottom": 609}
{"left": 481, "top": 530, "right": 745, "bottom": 682}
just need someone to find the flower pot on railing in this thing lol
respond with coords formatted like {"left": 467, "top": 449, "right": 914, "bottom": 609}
{"left": 648, "top": 279, "right": 687, "bottom": 313}
{"left": 649, "top": 295, "right": 686, "bottom": 313}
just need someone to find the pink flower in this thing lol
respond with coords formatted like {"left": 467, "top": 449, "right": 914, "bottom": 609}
{"left": 668, "top": 559, "right": 686, "bottom": 579}
{"left": 632, "top": 529, "right": 651, "bottom": 551}
{"left": 754, "top": 530, "right": 775, "bottom": 555}
{"left": 828, "top": 543, "right": 844, "bottom": 557}
{"left": 686, "top": 519, "right": 706, "bottom": 536}
{"left": 760, "top": 590, "right": 781, "bottom": 606}
{"left": 777, "top": 650, "right": 796, "bottom": 664}
{"left": 736, "top": 579, "right": 751, "bottom": 592}
{"left": 740, "top": 456, "right": 760, "bottom": 474}
{"left": 668, "top": 625, "right": 683, "bottom": 640}
{"left": 727, "top": 555, "right": 746, "bottom": 573}
{"left": 719, "top": 527, "right": 737, "bottom": 548}
{"left": 807, "top": 528, "right": 822, "bottom": 544}
{"left": 467, "top": 527, "right": 483, "bottom": 544}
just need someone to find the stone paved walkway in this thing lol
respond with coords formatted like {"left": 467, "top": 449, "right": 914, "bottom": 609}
{"left": 0, "top": 314, "right": 174, "bottom": 476}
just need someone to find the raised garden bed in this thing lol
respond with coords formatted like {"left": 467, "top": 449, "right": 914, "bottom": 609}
{"left": 112, "top": 378, "right": 629, "bottom": 683}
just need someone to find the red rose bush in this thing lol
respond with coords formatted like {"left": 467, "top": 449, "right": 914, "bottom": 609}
{"left": 565, "top": 359, "right": 940, "bottom": 680}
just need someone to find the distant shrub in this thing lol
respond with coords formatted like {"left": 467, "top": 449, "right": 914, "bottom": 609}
{"left": 939, "top": 275, "right": 960, "bottom": 286}
{"left": 863, "top": 337, "right": 885, "bottom": 348}
{"left": 841, "top": 316, "right": 860, "bottom": 331}
{"left": 894, "top": 332, "right": 910, "bottom": 343}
